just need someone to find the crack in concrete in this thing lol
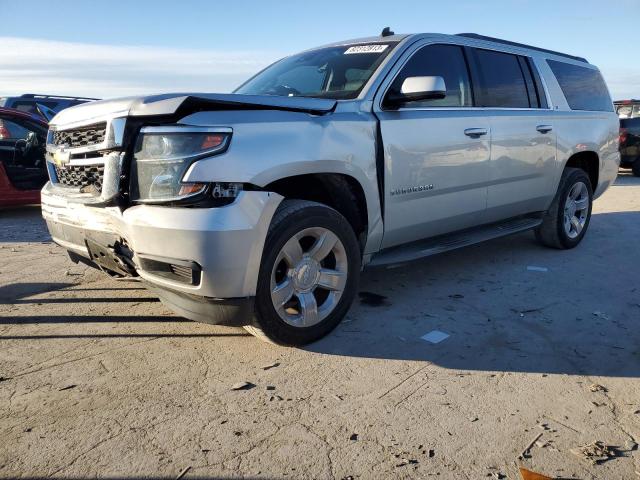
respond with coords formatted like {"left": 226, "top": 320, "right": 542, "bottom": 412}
{"left": 12, "top": 337, "right": 161, "bottom": 379}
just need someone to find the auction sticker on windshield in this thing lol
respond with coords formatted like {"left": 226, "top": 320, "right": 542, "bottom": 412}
{"left": 344, "top": 44, "right": 389, "bottom": 54}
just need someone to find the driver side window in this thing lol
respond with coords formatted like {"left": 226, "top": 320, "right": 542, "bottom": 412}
{"left": 387, "top": 44, "right": 473, "bottom": 108}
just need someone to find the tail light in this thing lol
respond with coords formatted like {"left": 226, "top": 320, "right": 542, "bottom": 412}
{"left": 0, "top": 121, "right": 11, "bottom": 139}
{"left": 619, "top": 127, "right": 628, "bottom": 146}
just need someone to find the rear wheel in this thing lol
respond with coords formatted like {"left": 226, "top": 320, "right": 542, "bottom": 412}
{"left": 632, "top": 160, "right": 640, "bottom": 177}
{"left": 246, "top": 200, "right": 360, "bottom": 345}
{"left": 535, "top": 168, "right": 593, "bottom": 249}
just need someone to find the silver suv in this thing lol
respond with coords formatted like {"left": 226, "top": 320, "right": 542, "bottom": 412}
{"left": 41, "top": 31, "right": 620, "bottom": 345}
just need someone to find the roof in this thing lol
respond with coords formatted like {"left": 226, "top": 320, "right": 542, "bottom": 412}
{"left": 456, "top": 33, "right": 588, "bottom": 63}
{"left": 15, "top": 93, "right": 99, "bottom": 101}
{"left": 314, "top": 33, "right": 409, "bottom": 49}
{"left": 318, "top": 32, "right": 590, "bottom": 65}
{"left": 0, "top": 107, "right": 49, "bottom": 125}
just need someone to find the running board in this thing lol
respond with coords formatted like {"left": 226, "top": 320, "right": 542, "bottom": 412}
{"left": 368, "top": 216, "right": 543, "bottom": 267}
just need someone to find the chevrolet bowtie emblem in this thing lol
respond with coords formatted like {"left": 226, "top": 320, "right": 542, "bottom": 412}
{"left": 52, "top": 148, "right": 71, "bottom": 168}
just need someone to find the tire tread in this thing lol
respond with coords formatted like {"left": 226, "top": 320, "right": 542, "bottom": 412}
{"left": 247, "top": 199, "right": 360, "bottom": 346}
{"left": 535, "top": 167, "right": 592, "bottom": 249}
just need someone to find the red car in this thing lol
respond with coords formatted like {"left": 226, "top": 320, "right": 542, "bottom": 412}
{"left": 0, "top": 107, "right": 49, "bottom": 207}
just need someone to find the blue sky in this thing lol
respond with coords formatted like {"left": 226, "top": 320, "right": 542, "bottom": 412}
{"left": 1, "top": 0, "right": 638, "bottom": 99}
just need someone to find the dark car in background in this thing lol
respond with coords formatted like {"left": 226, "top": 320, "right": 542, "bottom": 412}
{"left": 0, "top": 107, "right": 48, "bottom": 207}
{"left": 0, "top": 94, "right": 97, "bottom": 119}
{"left": 615, "top": 100, "right": 640, "bottom": 176}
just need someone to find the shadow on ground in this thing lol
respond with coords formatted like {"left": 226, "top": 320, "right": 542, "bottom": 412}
{"left": 2, "top": 209, "right": 639, "bottom": 378}
{"left": 308, "top": 210, "right": 640, "bottom": 377}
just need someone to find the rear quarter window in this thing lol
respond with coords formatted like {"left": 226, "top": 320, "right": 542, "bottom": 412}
{"left": 547, "top": 60, "right": 613, "bottom": 112}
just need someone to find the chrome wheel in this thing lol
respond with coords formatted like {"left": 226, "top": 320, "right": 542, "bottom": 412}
{"left": 563, "top": 181, "right": 589, "bottom": 239}
{"left": 270, "top": 227, "right": 348, "bottom": 328}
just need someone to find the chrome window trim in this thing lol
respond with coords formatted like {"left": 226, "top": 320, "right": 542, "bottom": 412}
{"left": 374, "top": 39, "right": 554, "bottom": 113}
{"left": 388, "top": 106, "right": 555, "bottom": 113}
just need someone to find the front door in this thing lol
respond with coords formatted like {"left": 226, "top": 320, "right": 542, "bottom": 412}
{"left": 0, "top": 116, "right": 48, "bottom": 190}
{"left": 374, "top": 43, "right": 491, "bottom": 248}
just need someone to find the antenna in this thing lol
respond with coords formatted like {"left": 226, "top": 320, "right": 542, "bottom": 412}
{"left": 380, "top": 27, "right": 394, "bottom": 37}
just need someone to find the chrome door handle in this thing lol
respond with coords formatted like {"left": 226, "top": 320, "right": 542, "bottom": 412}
{"left": 536, "top": 125, "right": 553, "bottom": 133}
{"left": 464, "top": 128, "right": 488, "bottom": 138}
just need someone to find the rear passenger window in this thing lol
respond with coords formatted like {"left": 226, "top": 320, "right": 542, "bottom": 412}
{"left": 547, "top": 60, "right": 613, "bottom": 112}
{"left": 471, "top": 49, "right": 531, "bottom": 108}
{"left": 386, "top": 44, "right": 472, "bottom": 108}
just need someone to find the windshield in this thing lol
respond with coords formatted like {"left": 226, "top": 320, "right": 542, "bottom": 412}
{"left": 235, "top": 43, "right": 397, "bottom": 100}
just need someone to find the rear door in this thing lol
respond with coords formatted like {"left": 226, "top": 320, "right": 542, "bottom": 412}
{"left": 467, "top": 48, "right": 557, "bottom": 221}
{"left": 374, "top": 43, "right": 491, "bottom": 248}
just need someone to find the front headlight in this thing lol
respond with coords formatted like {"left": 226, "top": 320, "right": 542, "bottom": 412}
{"left": 130, "top": 126, "right": 231, "bottom": 203}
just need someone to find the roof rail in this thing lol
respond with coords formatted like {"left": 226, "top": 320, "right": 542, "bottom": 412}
{"left": 456, "top": 33, "right": 588, "bottom": 63}
{"left": 19, "top": 93, "right": 99, "bottom": 101}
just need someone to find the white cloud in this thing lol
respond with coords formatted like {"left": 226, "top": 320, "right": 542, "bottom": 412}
{"left": 600, "top": 68, "right": 640, "bottom": 101}
{"left": 0, "top": 37, "right": 283, "bottom": 99}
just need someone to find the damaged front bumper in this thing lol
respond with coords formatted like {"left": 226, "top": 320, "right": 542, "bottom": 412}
{"left": 41, "top": 182, "right": 283, "bottom": 325}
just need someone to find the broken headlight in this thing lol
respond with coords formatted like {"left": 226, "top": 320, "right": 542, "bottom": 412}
{"left": 130, "top": 126, "right": 231, "bottom": 203}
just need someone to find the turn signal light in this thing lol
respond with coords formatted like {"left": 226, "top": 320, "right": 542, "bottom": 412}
{"left": 201, "top": 134, "right": 225, "bottom": 150}
{"left": 177, "top": 183, "right": 207, "bottom": 196}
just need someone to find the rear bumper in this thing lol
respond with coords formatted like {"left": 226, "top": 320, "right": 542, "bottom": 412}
{"left": 41, "top": 182, "right": 283, "bottom": 321}
{"left": 620, "top": 155, "right": 638, "bottom": 168}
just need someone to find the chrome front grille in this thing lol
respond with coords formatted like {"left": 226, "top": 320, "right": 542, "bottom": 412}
{"left": 53, "top": 122, "right": 107, "bottom": 148}
{"left": 46, "top": 117, "right": 126, "bottom": 204}
{"left": 54, "top": 164, "right": 105, "bottom": 192}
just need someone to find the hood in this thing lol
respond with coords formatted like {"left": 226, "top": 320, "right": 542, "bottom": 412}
{"left": 50, "top": 93, "right": 338, "bottom": 127}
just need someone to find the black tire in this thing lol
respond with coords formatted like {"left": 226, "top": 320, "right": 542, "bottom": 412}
{"left": 632, "top": 161, "right": 640, "bottom": 177}
{"left": 246, "top": 199, "right": 360, "bottom": 346}
{"left": 535, "top": 167, "right": 593, "bottom": 249}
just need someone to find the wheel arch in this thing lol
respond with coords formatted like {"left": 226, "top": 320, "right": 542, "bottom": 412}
{"left": 563, "top": 150, "right": 599, "bottom": 191}
{"left": 262, "top": 172, "right": 372, "bottom": 253}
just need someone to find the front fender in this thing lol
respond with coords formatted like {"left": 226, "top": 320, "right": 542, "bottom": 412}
{"left": 179, "top": 109, "right": 384, "bottom": 253}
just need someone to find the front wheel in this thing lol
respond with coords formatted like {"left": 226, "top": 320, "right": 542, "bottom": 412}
{"left": 246, "top": 200, "right": 360, "bottom": 345}
{"left": 535, "top": 168, "right": 593, "bottom": 249}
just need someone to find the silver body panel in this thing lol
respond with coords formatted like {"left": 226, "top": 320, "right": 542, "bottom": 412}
{"left": 41, "top": 182, "right": 283, "bottom": 298}
{"left": 42, "top": 32, "right": 620, "bottom": 312}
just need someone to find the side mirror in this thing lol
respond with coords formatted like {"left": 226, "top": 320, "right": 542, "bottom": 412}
{"left": 386, "top": 76, "right": 447, "bottom": 107}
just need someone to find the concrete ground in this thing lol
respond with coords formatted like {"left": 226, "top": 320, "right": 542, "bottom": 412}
{"left": 1, "top": 172, "right": 639, "bottom": 480}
